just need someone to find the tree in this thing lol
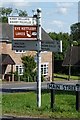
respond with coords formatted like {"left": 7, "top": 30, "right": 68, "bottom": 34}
{"left": 1, "top": 7, "right": 12, "bottom": 16}
{"left": 70, "top": 22, "right": 80, "bottom": 44}
{"left": 0, "top": 7, "right": 28, "bottom": 23}
{"left": 0, "top": 7, "right": 12, "bottom": 22}
{"left": 68, "top": 23, "right": 80, "bottom": 80}
{"left": 18, "top": 10, "right": 28, "bottom": 17}
{"left": 21, "top": 55, "right": 36, "bottom": 82}
{"left": 49, "top": 32, "right": 70, "bottom": 60}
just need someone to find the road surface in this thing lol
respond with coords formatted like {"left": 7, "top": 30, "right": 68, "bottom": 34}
{"left": 1, "top": 116, "right": 80, "bottom": 120}
{"left": 0, "top": 80, "right": 80, "bottom": 93}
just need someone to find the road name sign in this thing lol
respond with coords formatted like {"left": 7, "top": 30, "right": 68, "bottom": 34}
{"left": 13, "top": 26, "right": 37, "bottom": 40}
{"left": 8, "top": 16, "right": 37, "bottom": 25}
{"left": 41, "top": 40, "right": 62, "bottom": 52}
{"left": 47, "top": 83, "right": 80, "bottom": 91}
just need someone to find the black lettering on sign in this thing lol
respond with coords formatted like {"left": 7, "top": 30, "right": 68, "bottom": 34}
{"left": 47, "top": 83, "right": 80, "bottom": 91}
{"left": 55, "top": 84, "right": 61, "bottom": 90}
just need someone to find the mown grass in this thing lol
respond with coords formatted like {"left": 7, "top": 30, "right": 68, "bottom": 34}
{"left": 54, "top": 73, "right": 80, "bottom": 81}
{"left": 2, "top": 91, "right": 80, "bottom": 118}
{"left": 0, "top": 93, "right": 2, "bottom": 116}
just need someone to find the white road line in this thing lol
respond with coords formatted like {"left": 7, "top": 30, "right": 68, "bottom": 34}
{"left": 11, "top": 86, "right": 35, "bottom": 89}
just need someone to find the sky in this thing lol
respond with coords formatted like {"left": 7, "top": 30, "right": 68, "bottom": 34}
{"left": 0, "top": 0, "right": 80, "bottom": 33}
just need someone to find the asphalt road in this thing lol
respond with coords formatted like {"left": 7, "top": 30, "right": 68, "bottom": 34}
{"left": 2, "top": 82, "right": 45, "bottom": 89}
{"left": 0, "top": 80, "right": 80, "bottom": 93}
{"left": 1, "top": 82, "right": 48, "bottom": 93}
{"left": 0, "top": 81, "right": 48, "bottom": 93}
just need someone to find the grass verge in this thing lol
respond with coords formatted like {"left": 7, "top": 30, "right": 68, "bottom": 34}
{"left": 2, "top": 91, "right": 80, "bottom": 118}
{"left": 54, "top": 73, "right": 80, "bottom": 81}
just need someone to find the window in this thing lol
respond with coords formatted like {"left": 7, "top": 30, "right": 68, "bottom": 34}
{"left": 15, "top": 50, "right": 26, "bottom": 53}
{"left": 41, "top": 51, "right": 48, "bottom": 53}
{"left": 16, "top": 65, "right": 24, "bottom": 75}
{"left": 41, "top": 63, "right": 48, "bottom": 76}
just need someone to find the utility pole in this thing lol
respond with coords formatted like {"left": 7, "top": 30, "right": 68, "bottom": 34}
{"left": 37, "top": 8, "right": 42, "bottom": 108}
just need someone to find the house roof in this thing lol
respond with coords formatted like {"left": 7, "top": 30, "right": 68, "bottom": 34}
{"left": 62, "top": 46, "right": 80, "bottom": 67}
{"left": 0, "top": 23, "right": 13, "bottom": 41}
{"left": 0, "top": 54, "right": 15, "bottom": 65}
{"left": 0, "top": 23, "right": 53, "bottom": 42}
{"left": 41, "top": 28, "right": 53, "bottom": 41}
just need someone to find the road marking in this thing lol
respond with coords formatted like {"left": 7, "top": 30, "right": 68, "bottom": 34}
{"left": 11, "top": 86, "right": 36, "bottom": 89}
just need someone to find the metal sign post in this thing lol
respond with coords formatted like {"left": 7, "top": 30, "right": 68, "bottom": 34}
{"left": 76, "top": 84, "right": 80, "bottom": 111}
{"left": 37, "top": 8, "right": 41, "bottom": 108}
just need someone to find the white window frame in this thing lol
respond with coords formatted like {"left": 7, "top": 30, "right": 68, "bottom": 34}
{"left": 41, "top": 51, "right": 48, "bottom": 53}
{"left": 16, "top": 65, "right": 24, "bottom": 75}
{"left": 41, "top": 63, "right": 48, "bottom": 76}
{"left": 15, "top": 50, "right": 26, "bottom": 53}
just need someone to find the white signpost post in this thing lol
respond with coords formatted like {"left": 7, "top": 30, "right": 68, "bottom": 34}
{"left": 36, "top": 8, "right": 42, "bottom": 108}
{"left": 8, "top": 9, "right": 62, "bottom": 108}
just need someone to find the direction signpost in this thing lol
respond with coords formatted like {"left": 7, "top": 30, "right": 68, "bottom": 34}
{"left": 8, "top": 9, "right": 62, "bottom": 109}
{"left": 8, "top": 8, "right": 80, "bottom": 112}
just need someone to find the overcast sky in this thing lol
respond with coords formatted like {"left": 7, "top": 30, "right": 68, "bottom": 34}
{"left": 0, "top": 0, "right": 80, "bottom": 33}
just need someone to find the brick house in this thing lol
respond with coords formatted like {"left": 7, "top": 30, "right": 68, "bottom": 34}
{"left": 0, "top": 23, "right": 54, "bottom": 82}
